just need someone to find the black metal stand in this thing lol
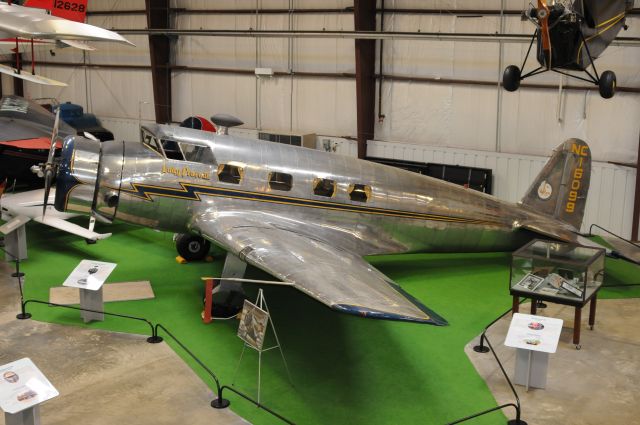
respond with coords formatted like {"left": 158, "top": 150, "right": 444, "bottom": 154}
{"left": 536, "top": 301, "right": 547, "bottom": 309}
{"left": 452, "top": 299, "right": 527, "bottom": 425}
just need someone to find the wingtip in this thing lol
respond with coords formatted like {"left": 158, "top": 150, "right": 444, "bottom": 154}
{"left": 334, "top": 304, "right": 449, "bottom": 326}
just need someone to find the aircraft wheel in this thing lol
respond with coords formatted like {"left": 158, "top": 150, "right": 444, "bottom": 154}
{"left": 176, "top": 233, "right": 211, "bottom": 261}
{"left": 598, "top": 70, "right": 616, "bottom": 99}
{"left": 503, "top": 65, "right": 521, "bottom": 92}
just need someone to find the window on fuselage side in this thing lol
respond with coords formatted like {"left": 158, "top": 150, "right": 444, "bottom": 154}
{"left": 179, "top": 142, "right": 214, "bottom": 164}
{"left": 268, "top": 171, "right": 293, "bottom": 191}
{"left": 161, "top": 139, "right": 185, "bottom": 161}
{"left": 217, "top": 164, "right": 244, "bottom": 184}
{"left": 142, "top": 131, "right": 162, "bottom": 154}
{"left": 348, "top": 184, "right": 371, "bottom": 202}
{"left": 313, "top": 178, "right": 336, "bottom": 197}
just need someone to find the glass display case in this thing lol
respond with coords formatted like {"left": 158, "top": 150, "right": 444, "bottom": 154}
{"left": 510, "top": 239, "right": 605, "bottom": 305}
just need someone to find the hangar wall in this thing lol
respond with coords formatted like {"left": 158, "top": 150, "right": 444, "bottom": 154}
{"left": 7, "top": 0, "right": 639, "bottom": 237}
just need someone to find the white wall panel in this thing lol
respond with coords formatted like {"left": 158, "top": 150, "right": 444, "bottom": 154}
{"left": 367, "top": 139, "right": 636, "bottom": 238}
{"left": 172, "top": 72, "right": 257, "bottom": 125}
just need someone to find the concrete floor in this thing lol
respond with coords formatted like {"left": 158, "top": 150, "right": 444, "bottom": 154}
{"left": 466, "top": 299, "right": 640, "bottom": 425}
{"left": 0, "top": 260, "right": 249, "bottom": 425}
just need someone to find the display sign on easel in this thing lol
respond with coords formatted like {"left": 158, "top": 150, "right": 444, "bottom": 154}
{"left": 233, "top": 290, "right": 292, "bottom": 403}
{"left": 0, "top": 358, "right": 58, "bottom": 425}
{"left": 505, "top": 313, "right": 563, "bottom": 390}
{"left": 62, "top": 260, "right": 117, "bottom": 323}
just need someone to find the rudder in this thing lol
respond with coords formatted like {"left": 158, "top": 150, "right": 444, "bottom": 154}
{"left": 520, "top": 138, "right": 591, "bottom": 230}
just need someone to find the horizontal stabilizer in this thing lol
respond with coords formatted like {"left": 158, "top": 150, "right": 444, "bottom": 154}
{"left": 32, "top": 216, "right": 111, "bottom": 241}
{"left": 0, "top": 215, "right": 32, "bottom": 235}
{"left": 0, "top": 64, "right": 67, "bottom": 86}
{"left": 577, "top": 234, "right": 640, "bottom": 265}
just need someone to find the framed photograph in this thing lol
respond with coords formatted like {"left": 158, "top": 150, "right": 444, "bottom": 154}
{"left": 515, "top": 273, "right": 544, "bottom": 292}
{"left": 237, "top": 300, "right": 269, "bottom": 351}
{"left": 561, "top": 280, "right": 583, "bottom": 298}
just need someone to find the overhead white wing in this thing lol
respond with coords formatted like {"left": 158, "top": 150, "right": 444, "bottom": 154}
{"left": 0, "top": 215, "right": 31, "bottom": 235}
{"left": 192, "top": 214, "right": 447, "bottom": 325}
{"left": 0, "top": 64, "right": 67, "bottom": 86}
{"left": 0, "top": 3, "right": 134, "bottom": 45}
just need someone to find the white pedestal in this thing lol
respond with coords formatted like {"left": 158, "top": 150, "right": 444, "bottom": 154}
{"left": 4, "top": 405, "right": 40, "bottom": 425}
{"left": 79, "top": 286, "right": 104, "bottom": 323}
{"left": 514, "top": 348, "right": 549, "bottom": 389}
{"left": 4, "top": 225, "right": 27, "bottom": 262}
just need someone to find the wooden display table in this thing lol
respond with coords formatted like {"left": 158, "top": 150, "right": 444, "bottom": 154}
{"left": 511, "top": 289, "right": 599, "bottom": 348}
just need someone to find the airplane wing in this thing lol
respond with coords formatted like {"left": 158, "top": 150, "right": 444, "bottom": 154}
{"left": 32, "top": 216, "right": 111, "bottom": 241}
{"left": 0, "top": 64, "right": 67, "bottom": 86}
{"left": 0, "top": 3, "right": 134, "bottom": 45}
{"left": 0, "top": 215, "right": 31, "bottom": 235}
{"left": 192, "top": 214, "right": 447, "bottom": 325}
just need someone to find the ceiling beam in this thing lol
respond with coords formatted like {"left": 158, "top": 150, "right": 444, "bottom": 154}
{"left": 354, "top": 0, "right": 376, "bottom": 159}
{"left": 145, "top": 0, "right": 172, "bottom": 124}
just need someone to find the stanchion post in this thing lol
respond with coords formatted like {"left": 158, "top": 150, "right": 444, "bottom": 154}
{"left": 210, "top": 387, "right": 230, "bottom": 409}
{"left": 12, "top": 259, "right": 31, "bottom": 320}
{"left": 473, "top": 332, "right": 490, "bottom": 353}
{"left": 147, "top": 324, "right": 163, "bottom": 344}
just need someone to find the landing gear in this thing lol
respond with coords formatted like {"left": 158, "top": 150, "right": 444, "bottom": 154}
{"left": 598, "top": 70, "right": 616, "bottom": 99}
{"left": 175, "top": 233, "right": 211, "bottom": 261}
{"left": 503, "top": 65, "right": 522, "bottom": 92}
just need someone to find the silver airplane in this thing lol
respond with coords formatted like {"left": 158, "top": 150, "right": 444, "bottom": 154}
{"left": 47, "top": 116, "right": 639, "bottom": 325}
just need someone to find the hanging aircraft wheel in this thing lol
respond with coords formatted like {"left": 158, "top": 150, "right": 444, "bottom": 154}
{"left": 502, "top": 65, "right": 521, "bottom": 92}
{"left": 598, "top": 70, "right": 616, "bottom": 99}
{"left": 176, "top": 233, "right": 211, "bottom": 261}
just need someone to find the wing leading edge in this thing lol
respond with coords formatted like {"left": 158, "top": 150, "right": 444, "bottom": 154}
{"left": 192, "top": 214, "right": 447, "bottom": 325}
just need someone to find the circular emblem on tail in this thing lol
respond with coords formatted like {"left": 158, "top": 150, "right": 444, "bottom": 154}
{"left": 537, "top": 180, "right": 553, "bottom": 200}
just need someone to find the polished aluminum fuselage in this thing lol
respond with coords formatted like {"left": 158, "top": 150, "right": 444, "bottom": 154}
{"left": 70, "top": 124, "right": 572, "bottom": 257}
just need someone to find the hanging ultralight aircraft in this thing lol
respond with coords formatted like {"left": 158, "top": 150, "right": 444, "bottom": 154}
{"left": 503, "top": 0, "right": 633, "bottom": 99}
{"left": 37, "top": 115, "right": 639, "bottom": 325}
{"left": 0, "top": 0, "right": 133, "bottom": 86}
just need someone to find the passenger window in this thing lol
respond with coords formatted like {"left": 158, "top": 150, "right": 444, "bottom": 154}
{"left": 161, "top": 139, "right": 185, "bottom": 161}
{"left": 313, "top": 178, "right": 336, "bottom": 197}
{"left": 349, "top": 184, "right": 371, "bottom": 202}
{"left": 218, "top": 164, "right": 243, "bottom": 184}
{"left": 179, "top": 143, "right": 214, "bottom": 164}
{"left": 268, "top": 172, "right": 293, "bottom": 191}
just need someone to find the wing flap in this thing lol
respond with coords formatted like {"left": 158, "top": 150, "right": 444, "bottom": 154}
{"left": 193, "top": 216, "right": 447, "bottom": 325}
{"left": 32, "top": 216, "right": 111, "bottom": 241}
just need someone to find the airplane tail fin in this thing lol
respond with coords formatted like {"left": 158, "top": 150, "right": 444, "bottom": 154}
{"left": 520, "top": 138, "right": 591, "bottom": 230}
{"left": 25, "top": 0, "right": 88, "bottom": 23}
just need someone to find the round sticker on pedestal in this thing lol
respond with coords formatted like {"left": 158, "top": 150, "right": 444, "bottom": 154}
{"left": 537, "top": 180, "right": 553, "bottom": 200}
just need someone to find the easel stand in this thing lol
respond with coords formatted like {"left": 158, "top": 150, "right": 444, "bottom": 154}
{"left": 79, "top": 286, "right": 104, "bottom": 323}
{"left": 4, "top": 406, "right": 40, "bottom": 425}
{"left": 233, "top": 289, "right": 292, "bottom": 403}
{"left": 513, "top": 349, "right": 549, "bottom": 390}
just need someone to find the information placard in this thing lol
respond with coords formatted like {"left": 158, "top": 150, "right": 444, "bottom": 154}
{"left": 504, "top": 313, "right": 563, "bottom": 354}
{"left": 0, "top": 358, "right": 58, "bottom": 414}
{"left": 62, "top": 260, "right": 117, "bottom": 291}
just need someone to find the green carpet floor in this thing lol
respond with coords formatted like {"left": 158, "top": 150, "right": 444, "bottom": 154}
{"left": 8, "top": 220, "right": 639, "bottom": 425}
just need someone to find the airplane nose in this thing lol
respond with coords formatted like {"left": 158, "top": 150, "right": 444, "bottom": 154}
{"left": 54, "top": 135, "right": 100, "bottom": 214}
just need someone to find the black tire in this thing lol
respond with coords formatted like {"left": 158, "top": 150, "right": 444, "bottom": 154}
{"left": 176, "top": 233, "right": 211, "bottom": 261}
{"left": 503, "top": 65, "right": 521, "bottom": 92}
{"left": 598, "top": 70, "right": 616, "bottom": 99}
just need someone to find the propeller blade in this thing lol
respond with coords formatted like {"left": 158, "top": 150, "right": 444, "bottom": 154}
{"left": 42, "top": 109, "right": 61, "bottom": 218}
{"left": 42, "top": 170, "right": 53, "bottom": 218}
